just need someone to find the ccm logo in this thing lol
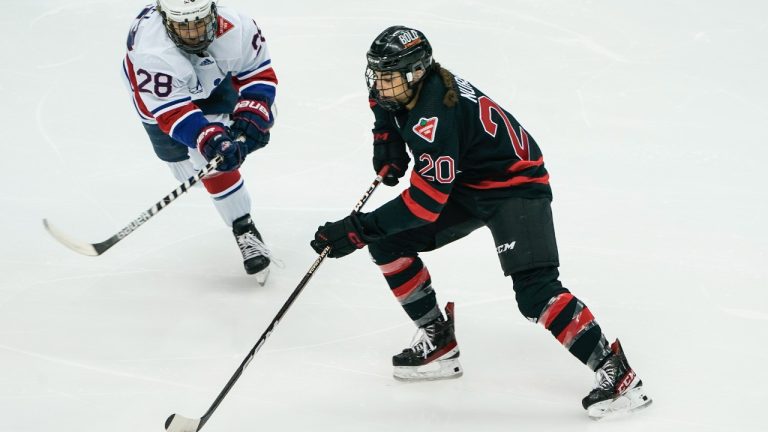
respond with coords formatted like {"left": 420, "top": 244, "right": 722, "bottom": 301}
{"left": 617, "top": 369, "right": 636, "bottom": 394}
{"left": 496, "top": 241, "right": 516, "bottom": 254}
{"left": 236, "top": 100, "right": 270, "bottom": 120}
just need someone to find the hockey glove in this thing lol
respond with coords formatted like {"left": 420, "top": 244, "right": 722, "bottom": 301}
{"left": 230, "top": 98, "right": 273, "bottom": 153}
{"left": 197, "top": 124, "right": 246, "bottom": 172}
{"left": 310, "top": 213, "right": 378, "bottom": 258}
{"left": 370, "top": 96, "right": 409, "bottom": 186}
{"left": 372, "top": 131, "right": 409, "bottom": 186}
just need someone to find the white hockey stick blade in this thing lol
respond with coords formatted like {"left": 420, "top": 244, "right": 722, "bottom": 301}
{"left": 165, "top": 414, "right": 201, "bottom": 432}
{"left": 255, "top": 268, "right": 270, "bottom": 286}
{"left": 42, "top": 219, "right": 99, "bottom": 256}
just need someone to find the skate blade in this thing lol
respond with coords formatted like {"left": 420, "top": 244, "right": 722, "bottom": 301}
{"left": 393, "top": 358, "right": 463, "bottom": 382}
{"left": 587, "top": 386, "right": 653, "bottom": 420}
{"left": 254, "top": 268, "right": 270, "bottom": 286}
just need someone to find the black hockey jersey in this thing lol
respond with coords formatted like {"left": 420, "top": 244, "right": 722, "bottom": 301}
{"left": 360, "top": 71, "right": 552, "bottom": 237}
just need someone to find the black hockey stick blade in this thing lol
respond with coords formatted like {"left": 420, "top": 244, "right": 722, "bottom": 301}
{"left": 42, "top": 218, "right": 115, "bottom": 256}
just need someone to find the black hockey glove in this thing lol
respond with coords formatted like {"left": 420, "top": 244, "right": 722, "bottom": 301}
{"left": 197, "top": 124, "right": 246, "bottom": 172}
{"left": 230, "top": 98, "right": 273, "bottom": 153}
{"left": 372, "top": 130, "right": 409, "bottom": 186}
{"left": 370, "top": 95, "right": 409, "bottom": 186}
{"left": 310, "top": 213, "right": 379, "bottom": 258}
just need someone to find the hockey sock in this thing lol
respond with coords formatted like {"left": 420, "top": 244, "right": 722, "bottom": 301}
{"left": 538, "top": 293, "right": 611, "bottom": 370}
{"left": 378, "top": 256, "right": 440, "bottom": 327}
{"left": 166, "top": 150, "right": 252, "bottom": 226}
{"left": 201, "top": 171, "right": 252, "bottom": 226}
{"left": 167, "top": 159, "right": 204, "bottom": 185}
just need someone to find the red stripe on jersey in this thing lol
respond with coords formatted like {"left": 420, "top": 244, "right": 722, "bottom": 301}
{"left": 201, "top": 170, "right": 242, "bottom": 194}
{"left": 233, "top": 67, "right": 278, "bottom": 90}
{"left": 392, "top": 267, "right": 430, "bottom": 300}
{"left": 125, "top": 55, "right": 153, "bottom": 119}
{"left": 539, "top": 293, "right": 574, "bottom": 329}
{"left": 400, "top": 190, "right": 440, "bottom": 222}
{"left": 379, "top": 257, "right": 415, "bottom": 277}
{"left": 507, "top": 156, "right": 545, "bottom": 173}
{"left": 556, "top": 307, "right": 595, "bottom": 346}
{"left": 410, "top": 171, "right": 449, "bottom": 204}
{"left": 463, "top": 173, "right": 550, "bottom": 190}
{"left": 155, "top": 103, "right": 200, "bottom": 135}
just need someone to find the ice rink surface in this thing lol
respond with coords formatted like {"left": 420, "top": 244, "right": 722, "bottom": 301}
{"left": 1, "top": 1, "right": 767, "bottom": 431}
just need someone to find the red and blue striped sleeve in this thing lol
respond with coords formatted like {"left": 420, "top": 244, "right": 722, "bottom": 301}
{"left": 122, "top": 54, "right": 207, "bottom": 149}
{"left": 231, "top": 18, "right": 278, "bottom": 104}
{"left": 233, "top": 59, "right": 277, "bottom": 104}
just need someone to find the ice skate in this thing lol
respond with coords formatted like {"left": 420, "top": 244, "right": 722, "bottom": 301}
{"left": 232, "top": 214, "right": 272, "bottom": 285}
{"left": 582, "top": 339, "right": 652, "bottom": 419}
{"left": 393, "top": 302, "right": 463, "bottom": 381}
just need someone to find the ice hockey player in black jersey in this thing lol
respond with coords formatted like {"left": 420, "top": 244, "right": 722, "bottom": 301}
{"left": 309, "top": 26, "right": 652, "bottom": 419}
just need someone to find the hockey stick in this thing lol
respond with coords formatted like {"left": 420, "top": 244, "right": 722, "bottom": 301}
{"left": 164, "top": 165, "right": 391, "bottom": 432}
{"left": 42, "top": 155, "right": 223, "bottom": 256}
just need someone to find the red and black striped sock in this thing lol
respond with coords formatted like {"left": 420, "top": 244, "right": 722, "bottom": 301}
{"left": 538, "top": 293, "right": 611, "bottom": 370}
{"left": 378, "top": 256, "right": 440, "bottom": 327}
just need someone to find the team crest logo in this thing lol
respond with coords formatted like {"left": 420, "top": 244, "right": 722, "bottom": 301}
{"left": 412, "top": 117, "right": 438, "bottom": 143}
{"left": 216, "top": 16, "right": 234, "bottom": 37}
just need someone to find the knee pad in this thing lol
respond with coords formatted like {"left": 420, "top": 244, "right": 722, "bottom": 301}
{"left": 368, "top": 242, "right": 404, "bottom": 266}
{"left": 511, "top": 266, "right": 569, "bottom": 320}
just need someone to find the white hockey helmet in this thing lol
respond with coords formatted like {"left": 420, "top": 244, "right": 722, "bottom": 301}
{"left": 156, "top": 0, "right": 218, "bottom": 54}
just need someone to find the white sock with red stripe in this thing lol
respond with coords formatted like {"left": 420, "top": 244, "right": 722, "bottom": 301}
{"left": 166, "top": 149, "right": 253, "bottom": 226}
{"left": 211, "top": 184, "right": 251, "bottom": 226}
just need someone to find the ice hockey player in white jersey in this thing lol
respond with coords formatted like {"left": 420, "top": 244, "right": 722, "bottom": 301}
{"left": 122, "top": 0, "right": 277, "bottom": 282}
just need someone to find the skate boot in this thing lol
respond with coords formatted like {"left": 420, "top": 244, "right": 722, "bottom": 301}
{"left": 582, "top": 339, "right": 652, "bottom": 419}
{"left": 232, "top": 214, "right": 271, "bottom": 285}
{"left": 393, "top": 302, "right": 463, "bottom": 381}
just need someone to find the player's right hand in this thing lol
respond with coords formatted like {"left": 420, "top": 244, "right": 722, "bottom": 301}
{"left": 197, "top": 124, "right": 245, "bottom": 171}
{"left": 372, "top": 130, "right": 409, "bottom": 186}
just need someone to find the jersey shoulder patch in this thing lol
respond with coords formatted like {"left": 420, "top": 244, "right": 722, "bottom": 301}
{"left": 216, "top": 15, "right": 236, "bottom": 37}
{"left": 412, "top": 116, "right": 438, "bottom": 143}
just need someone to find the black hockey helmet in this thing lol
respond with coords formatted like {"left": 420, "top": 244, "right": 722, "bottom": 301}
{"left": 366, "top": 26, "right": 433, "bottom": 111}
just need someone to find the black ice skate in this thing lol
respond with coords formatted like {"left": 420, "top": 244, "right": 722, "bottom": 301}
{"left": 232, "top": 214, "right": 271, "bottom": 285}
{"left": 393, "top": 302, "right": 463, "bottom": 381}
{"left": 582, "top": 339, "right": 652, "bottom": 419}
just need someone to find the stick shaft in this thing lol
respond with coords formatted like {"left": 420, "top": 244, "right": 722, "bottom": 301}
{"left": 195, "top": 166, "right": 389, "bottom": 430}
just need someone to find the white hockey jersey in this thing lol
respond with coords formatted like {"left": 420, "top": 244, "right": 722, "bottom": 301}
{"left": 122, "top": 4, "right": 277, "bottom": 149}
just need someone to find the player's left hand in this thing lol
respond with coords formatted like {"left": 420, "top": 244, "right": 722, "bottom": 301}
{"left": 231, "top": 98, "right": 273, "bottom": 153}
{"left": 310, "top": 214, "right": 371, "bottom": 258}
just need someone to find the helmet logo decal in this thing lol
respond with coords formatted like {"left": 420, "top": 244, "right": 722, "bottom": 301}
{"left": 397, "top": 30, "right": 422, "bottom": 48}
{"left": 412, "top": 117, "right": 438, "bottom": 143}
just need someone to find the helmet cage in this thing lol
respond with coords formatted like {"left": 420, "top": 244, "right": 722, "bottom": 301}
{"left": 159, "top": 2, "right": 218, "bottom": 55}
